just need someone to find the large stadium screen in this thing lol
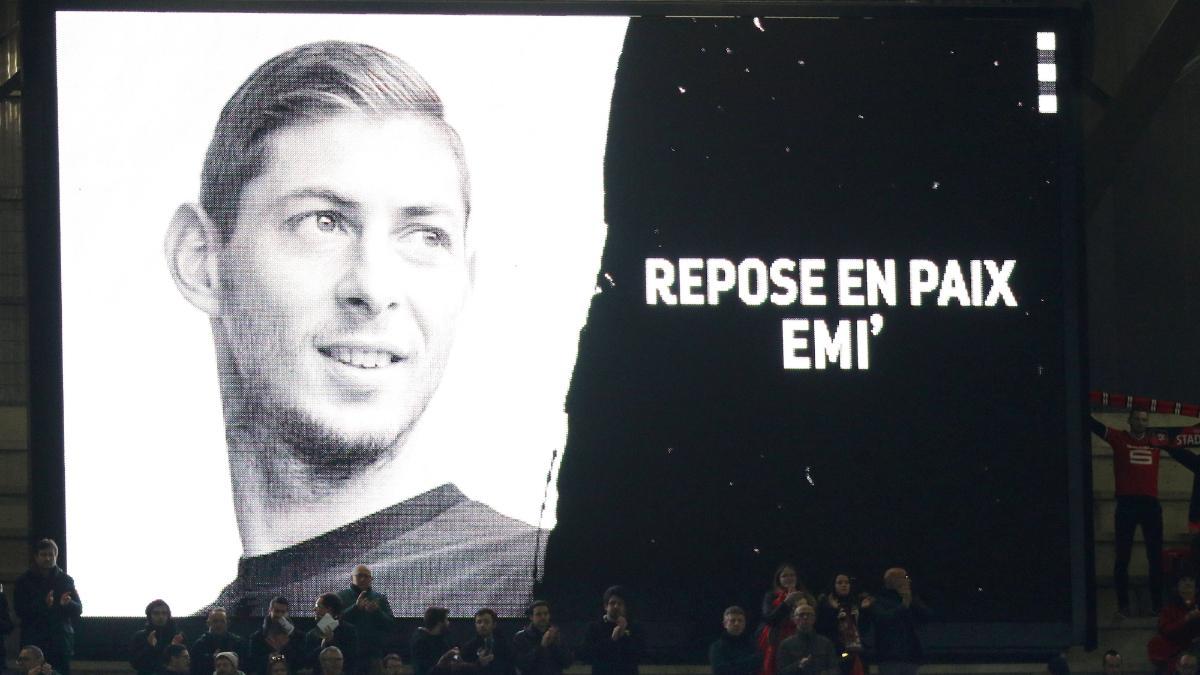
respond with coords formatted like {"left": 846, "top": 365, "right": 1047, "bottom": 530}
{"left": 39, "top": 3, "right": 1085, "bottom": 653}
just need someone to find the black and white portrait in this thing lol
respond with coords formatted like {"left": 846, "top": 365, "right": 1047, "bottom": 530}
{"left": 56, "top": 12, "right": 627, "bottom": 616}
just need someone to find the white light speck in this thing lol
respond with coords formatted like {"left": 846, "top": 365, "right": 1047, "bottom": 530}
{"left": 857, "top": 114, "right": 864, "bottom": 119}
{"left": 1017, "top": 101, "right": 1024, "bottom": 107}
{"left": 950, "top": 49, "right": 956, "bottom": 55}
{"left": 603, "top": 272, "right": 615, "bottom": 286}
{"left": 701, "top": 47, "right": 707, "bottom": 53}
{"left": 728, "top": 481, "right": 734, "bottom": 486}
{"left": 678, "top": 86, "right": 687, "bottom": 94}
{"left": 931, "top": 181, "right": 940, "bottom": 190}
{"left": 753, "top": 547, "right": 761, "bottom": 554}
{"left": 725, "top": 47, "right": 733, "bottom": 54}
{"left": 993, "top": 60, "right": 1000, "bottom": 66}
{"left": 753, "top": 17, "right": 765, "bottom": 32}
{"left": 805, "top": 466, "right": 815, "bottom": 486}
{"left": 797, "top": 59, "right": 806, "bottom": 65}
{"left": 744, "top": 67, "right": 751, "bottom": 73}
{"left": 784, "top": 146, "right": 791, "bottom": 153}
{"left": 593, "top": 286, "right": 602, "bottom": 296}
{"left": 667, "top": 447, "right": 673, "bottom": 454}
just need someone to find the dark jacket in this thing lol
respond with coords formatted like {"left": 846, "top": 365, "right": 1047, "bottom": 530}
{"left": 411, "top": 628, "right": 454, "bottom": 675}
{"left": 246, "top": 621, "right": 303, "bottom": 675}
{"left": 0, "top": 590, "right": 14, "bottom": 666}
{"left": 868, "top": 589, "right": 930, "bottom": 664}
{"left": 461, "top": 631, "right": 516, "bottom": 675}
{"left": 190, "top": 631, "right": 244, "bottom": 675}
{"left": 581, "top": 618, "right": 643, "bottom": 675}
{"left": 513, "top": 624, "right": 574, "bottom": 675}
{"left": 14, "top": 567, "right": 82, "bottom": 660}
{"left": 776, "top": 631, "right": 837, "bottom": 675}
{"left": 336, "top": 586, "right": 396, "bottom": 659}
{"left": 130, "top": 622, "right": 182, "bottom": 675}
{"left": 305, "top": 621, "right": 360, "bottom": 673}
{"left": 708, "top": 632, "right": 761, "bottom": 675}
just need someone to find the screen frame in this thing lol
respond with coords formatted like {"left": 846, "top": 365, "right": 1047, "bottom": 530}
{"left": 22, "top": 0, "right": 1091, "bottom": 658}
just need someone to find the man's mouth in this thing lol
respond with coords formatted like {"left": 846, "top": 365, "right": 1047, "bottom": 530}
{"left": 318, "top": 346, "right": 405, "bottom": 369}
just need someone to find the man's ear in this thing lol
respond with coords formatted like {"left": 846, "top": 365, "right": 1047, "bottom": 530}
{"left": 165, "top": 203, "right": 222, "bottom": 316}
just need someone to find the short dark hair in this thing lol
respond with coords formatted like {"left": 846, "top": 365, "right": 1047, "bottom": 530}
{"left": 527, "top": 600, "right": 550, "bottom": 618}
{"left": 382, "top": 654, "right": 402, "bottom": 668}
{"left": 602, "top": 585, "right": 627, "bottom": 605}
{"left": 271, "top": 596, "right": 290, "bottom": 608}
{"left": 317, "top": 593, "right": 344, "bottom": 618}
{"left": 474, "top": 608, "right": 497, "bottom": 621}
{"left": 723, "top": 606, "right": 746, "bottom": 617}
{"left": 773, "top": 563, "right": 800, "bottom": 590}
{"left": 164, "top": 644, "right": 189, "bottom": 663}
{"left": 34, "top": 538, "right": 59, "bottom": 556}
{"left": 424, "top": 606, "right": 449, "bottom": 629}
{"left": 200, "top": 40, "right": 470, "bottom": 244}
{"left": 145, "top": 599, "right": 172, "bottom": 619}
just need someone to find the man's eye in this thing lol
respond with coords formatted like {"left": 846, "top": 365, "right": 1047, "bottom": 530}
{"left": 288, "top": 211, "right": 350, "bottom": 234}
{"left": 400, "top": 226, "right": 452, "bottom": 250}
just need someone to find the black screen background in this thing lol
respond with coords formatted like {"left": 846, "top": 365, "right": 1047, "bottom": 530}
{"left": 542, "top": 14, "right": 1075, "bottom": 632}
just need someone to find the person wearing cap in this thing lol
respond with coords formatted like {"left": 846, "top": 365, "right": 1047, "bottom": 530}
{"left": 215, "top": 652, "right": 246, "bottom": 675}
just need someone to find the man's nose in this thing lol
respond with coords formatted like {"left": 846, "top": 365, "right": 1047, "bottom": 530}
{"left": 336, "top": 232, "right": 405, "bottom": 316}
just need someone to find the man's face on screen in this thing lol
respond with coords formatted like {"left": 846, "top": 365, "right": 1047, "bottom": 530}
{"left": 216, "top": 114, "right": 470, "bottom": 467}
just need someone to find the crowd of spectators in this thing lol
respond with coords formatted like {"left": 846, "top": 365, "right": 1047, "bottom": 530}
{"left": 1, "top": 543, "right": 941, "bottom": 675}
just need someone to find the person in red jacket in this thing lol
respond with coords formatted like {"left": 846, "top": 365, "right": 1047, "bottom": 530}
{"left": 1091, "top": 410, "right": 1175, "bottom": 617}
{"left": 1148, "top": 575, "right": 1200, "bottom": 674}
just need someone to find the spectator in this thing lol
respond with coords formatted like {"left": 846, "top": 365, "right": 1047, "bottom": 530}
{"left": 338, "top": 565, "right": 396, "bottom": 674}
{"left": 306, "top": 594, "right": 360, "bottom": 674}
{"left": 870, "top": 569, "right": 931, "bottom": 675}
{"left": 582, "top": 586, "right": 644, "bottom": 675}
{"left": 1148, "top": 575, "right": 1200, "bottom": 673}
{"left": 382, "top": 654, "right": 404, "bottom": 675}
{"left": 266, "top": 655, "right": 291, "bottom": 675}
{"left": 1090, "top": 411, "right": 1175, "bottom": 617}
{"left": 14, "top": 539, "right": 82, "bottom": 675}
{"left": 513, "top": 601, "right": 574, "bottom": 675}
{"left": 776, "top": 604, "right": 837, "bottom": 675}
{"left": 1102, "top": 649, "right": 1122, "bottom": 675}
{"left": 161, "top": 645, "right": 192, "bottom": 675}
{"left": 411, "top": 607, "right": 458, "bottom": 675}
{"left": 1179, "top": 652, "right": 1198, "bottom": 675}
{"left": 320, "top": 647, "right": 346, "bottom": 675}
{"left": 215, "top": 652, "right": 246, "bottom": 675}
{"left": 815, "top": 574, "right": 871, "bottom": 675}
{"left": 1, "top": 589, "right": 14, "bottom": 668}
{"left": 16, "top": 645, "right": 59, "bottom": 675}
{"left": 708, "top": 606, "right": 760, "bottom": 675}
{"left": 192, "top": 608, "right": 244, "bottom": 675}
{"left": 758, "top": 564, "right": 812, "bottom": 675}
{"left": 461, "top": 608, "right": 515, "bottom": 675}
{"left": 131, "top": 600, "right": 186, "bottom": 675}
{"left": 248, "top": 598, "right": 301, "bottom": 675}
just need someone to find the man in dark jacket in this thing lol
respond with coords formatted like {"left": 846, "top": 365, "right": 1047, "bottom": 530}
{"left": 410, "top": 607, "right": 458, "bottom": 675}
{"left": 14, "top": 540, "right": 82, "bottom": 675}
{"left": 777, "top": 605, "right": 836, "bottom": 675}
{"left": 305, "top": 594, "right": 360, "bottom": 674}
{"left": 870, "top": 569, "right": 931, "bottom": 675}
{"left": 708, "top": 606, "right": 759, "bottom": 675}
{"left": 247, "top": 598, "right": 301, "bottom": 675}
{"left": 582, "top": 587, "right": 643, "bottom": 675}
{"left": 460, "top": 609, "right": 514, "bottom": 675}
{"left": 16, "top": 645, "right": 61, "bottom": 675}
{"left": 191, "top": 608, "right": 244, "bottom": 675}
{"left": 513, "top": 601, "right": 573, "bottom": 675}
{"left": 130, "top": 599, "right": 186, "bottom": 675}
{"left": 336, "top": 565, "right": 396, "bottom": 670}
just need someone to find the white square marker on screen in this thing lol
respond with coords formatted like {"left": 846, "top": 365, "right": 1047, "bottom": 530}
{"left": 1037, "top": 31, "right": 1056, "bottom": 50}
{"left": 1038, "top": 63, "right": 1057, "bottom": 82}
{"left": 1038, "top": 94, "right": 1058, "bottom": 114}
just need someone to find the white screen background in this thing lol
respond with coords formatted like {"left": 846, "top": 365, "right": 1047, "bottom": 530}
{"left": 56, "top": 11, "right": 626, "bottom": 616}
